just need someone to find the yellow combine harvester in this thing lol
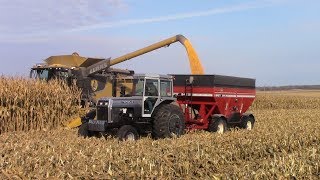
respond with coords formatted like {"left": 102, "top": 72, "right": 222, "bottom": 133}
{"left": 30, "top": 34, "right": 204, "bottom": 128}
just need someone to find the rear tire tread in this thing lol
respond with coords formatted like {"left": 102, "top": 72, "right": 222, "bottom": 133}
{"left": 152, "top": 104, "right": 185, "bottom": 139}
{"left": 241, "top": 116, "right": 255, "bottom": 130}
{"left": 208, "top": 117, "right": 227, "bottom": 133}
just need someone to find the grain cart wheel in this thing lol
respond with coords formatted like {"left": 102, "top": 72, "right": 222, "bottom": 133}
{"left": 152, "top": 104, "right": 185, "bottom": 139}
{"left": 117, "top": 125, "right": 139, "bottom": 141}
{"left": 208, "top": 117, "right": 227, "bottom": 134}
{"left": 241, "top": 116, "right": 255, "bottom": 130}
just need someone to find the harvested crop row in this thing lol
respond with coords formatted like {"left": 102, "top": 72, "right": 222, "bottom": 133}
{"left": 0, "top": 108, "right": 319, "bottom": 179}
{"left": 0, "top": 77, "right": 81, "bottom": 134}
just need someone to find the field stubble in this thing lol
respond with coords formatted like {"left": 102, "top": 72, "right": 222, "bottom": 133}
{"left": 0, "top": 78, "right": 319, "bottom": 179}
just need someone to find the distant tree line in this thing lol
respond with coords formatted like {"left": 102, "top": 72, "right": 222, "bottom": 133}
{"left": 257, "top": 85, "right": 320, "bottom": 91}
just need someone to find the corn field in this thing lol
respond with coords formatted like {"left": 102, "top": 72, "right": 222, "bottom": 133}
{"left": 252, "top": 93, "right": 320, "bottom": 110}
{"left": 0, "top": 80, "right": 319, "bottom": 179}
{"left": 0, "top": 77, "right": 81, "bottom": 134}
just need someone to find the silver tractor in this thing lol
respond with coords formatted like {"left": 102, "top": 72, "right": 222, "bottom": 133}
{"left": 78, "top": 74, "right": 185, "bottom": 140}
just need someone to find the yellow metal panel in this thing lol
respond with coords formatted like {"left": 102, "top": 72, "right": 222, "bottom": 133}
{"left": 45, "top": 55, "right": 87, "bottom": 68}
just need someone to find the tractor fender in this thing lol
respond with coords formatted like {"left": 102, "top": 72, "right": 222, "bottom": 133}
{"left": 241, "top": 113, "right": 255, "bottom": 121}
{"left": 151, "top": 99, "right": 176, "bottom": 115}
{"left": 211, "top": 114, "right": 227, "bottom": 120}
{"left": 153, "top": 99, "right": 175, "bottom": 110}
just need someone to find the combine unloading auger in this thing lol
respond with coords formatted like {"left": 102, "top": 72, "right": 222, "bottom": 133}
{"left": 85, "top": 34, "right": 204, "bottom": 76}
{"left": 109, "top": 34, "right": 204, "bottom": 75}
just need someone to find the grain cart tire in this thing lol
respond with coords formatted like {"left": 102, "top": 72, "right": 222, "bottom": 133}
{"left": 152, "top": 104, "right": 185, "bottom": 139}
{"left": 208, "top": 117, "right": 227, "bottom": 134}
{"left": 117, "top": 125, "right": 139, "bottom": 141}
{"left": 241, "top": 116, "right": 255, "bottom": 130}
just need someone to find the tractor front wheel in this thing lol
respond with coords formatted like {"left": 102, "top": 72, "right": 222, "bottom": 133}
{"left": 117, "top": 125, "right": 139, "bottom": 141}
{"left": 78, "top": 122, "right": 101, "bottom": 138}
{"left": 152, "top": 104, "right": 185, "bottom": 139}
{"left": 78, "top": 122, "right": 92, "bottom": 138}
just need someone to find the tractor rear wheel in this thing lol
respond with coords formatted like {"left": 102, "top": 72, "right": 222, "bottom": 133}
{"left": 152, "top": 104, "right": 185, "bottom": 139}
{"left": 241, "top": 116, "right": 255, "bottom": 130}
{"left": 208, "top": 117, "right": 227, "bottom": 134}
{"left": 117, "top": 125, "right": 139, "bottom": 141}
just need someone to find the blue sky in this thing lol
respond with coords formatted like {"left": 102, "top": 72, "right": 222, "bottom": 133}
{"left": 0, "top": 0, "right": 319, "bottom": 86}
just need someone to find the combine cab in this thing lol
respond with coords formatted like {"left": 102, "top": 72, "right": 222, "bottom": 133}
{"left": 30, "top": 53, "right": 134, "bottom": 107}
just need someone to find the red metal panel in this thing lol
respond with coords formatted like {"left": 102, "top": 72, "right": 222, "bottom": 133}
{"left": 173, "top": 84, "right": 256, "bottom": 130}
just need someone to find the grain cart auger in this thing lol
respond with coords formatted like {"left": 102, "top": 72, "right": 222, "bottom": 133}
{"left": 30, "top": 34, "right": 204, "bottom": 128}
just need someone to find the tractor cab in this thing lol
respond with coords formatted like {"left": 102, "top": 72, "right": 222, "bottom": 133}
{"left": 131, "top": 74, "right": 175, "bottom": 117}
{"left": 83, "top": 74, "right": 182, "bottom": 139}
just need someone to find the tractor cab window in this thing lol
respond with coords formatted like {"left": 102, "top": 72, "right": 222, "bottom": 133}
{"left": 160, "top": 80, "right": 172, "bottom": 97}
{"left": 143, "top": 79, "right": 159, "bottom": 114}
{"left": 132, "top": 78, "right": 144, "bottom": 96}
{"left": 144, "top": 79, "right": 159, "bottom": 96}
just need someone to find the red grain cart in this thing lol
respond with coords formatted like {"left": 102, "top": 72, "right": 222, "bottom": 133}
{"left": 172, "top": 74, "right": 256, "bottom": 133}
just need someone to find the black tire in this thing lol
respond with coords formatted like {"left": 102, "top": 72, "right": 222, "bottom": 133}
{"left": 152, "top": 104, "right": 185, "bottom": 139}
{"left": 117, "top": 125, "right": 139, "bottom": 141}
{"left": 241, "top": 116, "right": 255, "bottom": 130}
{"left": 78, "top": 122, "right": 101, "bottom": 138}
{"left": 208, "top": 117, "right": 227, "bottom": 134}
{"left": 78, "top": 122, "right": 91, "bottom": 138}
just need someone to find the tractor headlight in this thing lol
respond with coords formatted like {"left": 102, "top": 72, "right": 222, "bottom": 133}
{"left": 98, "top": 101, "right": 108, "bottom": 106}
{"left": 121, "top": 108, "right": 127, "bottom": 114}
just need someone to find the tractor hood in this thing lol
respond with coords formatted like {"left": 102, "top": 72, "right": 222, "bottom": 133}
{"left": 98, "top": 96, "right": 143, "bottom": 108}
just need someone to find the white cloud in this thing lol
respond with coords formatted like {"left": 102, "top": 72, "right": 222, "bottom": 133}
{"left": 0, "top": 0, "right": 280, "bottom": 42}
{"left": 65, "top": 1, "right": 277, "bottom": 32}
{"left": 0, "top": 0, "right": 127, "bottom": 35}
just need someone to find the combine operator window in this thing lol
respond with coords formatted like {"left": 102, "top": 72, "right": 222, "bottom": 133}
{"left": 30, "top": 68, "right": 72, "bottom": 85}
{"left": 30, "top": 69, "right": 49, "bottom": 80}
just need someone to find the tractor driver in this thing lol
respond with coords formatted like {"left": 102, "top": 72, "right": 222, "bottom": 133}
{"left": 145, "top": 81, "right": 158, "bottom": 96}
{"left": 144, "top": 80, "right": 158, "bottom": 113}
